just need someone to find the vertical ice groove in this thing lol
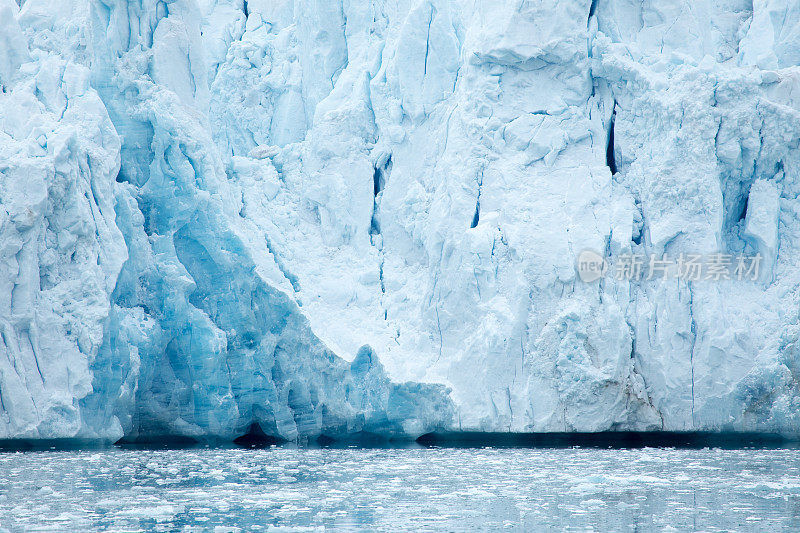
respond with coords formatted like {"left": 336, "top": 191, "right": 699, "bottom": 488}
{"left": 470, "top": 169, "right": 483, "bottom": 229}
{"left": 606, "top": 101, "right": 617, "bottom": 175}
{"left": 423, "top": 3, "right": 434, "bottom": 76}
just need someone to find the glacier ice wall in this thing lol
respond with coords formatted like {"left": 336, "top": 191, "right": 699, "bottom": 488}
{"left": 0, "top": 0, "right": 452, "bottom": 441}
{"left": 1, "top": 0, "right": 800, "bottom": 440}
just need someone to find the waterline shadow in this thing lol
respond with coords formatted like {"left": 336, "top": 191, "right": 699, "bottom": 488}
{"left": 416, "top": 431, "right": 800, "bottom": 449}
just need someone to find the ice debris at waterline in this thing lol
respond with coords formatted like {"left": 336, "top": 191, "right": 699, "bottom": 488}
{"left": 1, "top": 0, "right": 800, "bottom": 442}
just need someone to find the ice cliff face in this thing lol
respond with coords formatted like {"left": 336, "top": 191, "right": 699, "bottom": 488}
{"left": 1, "top": 0, "right": 799, "bottom": 441}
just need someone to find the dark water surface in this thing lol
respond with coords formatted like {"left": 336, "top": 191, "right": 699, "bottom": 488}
{"left": 0, "top": 446, "right": 799, "bottom": 531}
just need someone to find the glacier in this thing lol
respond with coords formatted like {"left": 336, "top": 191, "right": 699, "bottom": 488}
{"left": 0, "top": 0, "right": 799, "bottom": 442}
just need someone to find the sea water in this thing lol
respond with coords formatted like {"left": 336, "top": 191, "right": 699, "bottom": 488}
{"left": 0, "top": 446, "right": 799, "bottom": 531}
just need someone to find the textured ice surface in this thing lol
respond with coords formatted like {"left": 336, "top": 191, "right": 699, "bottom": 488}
{"left": 1, "top": 0, "right": 800, "bottom": 440}
{"left": 0, "top": 447, "right": 799, "bottom": 530}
